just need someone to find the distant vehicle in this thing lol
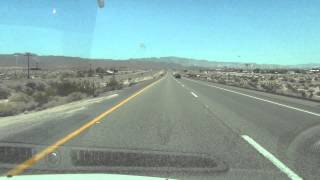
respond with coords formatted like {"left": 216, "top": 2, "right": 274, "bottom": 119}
{"left": 174, "top": 73, "right": 181, "bottom": 79}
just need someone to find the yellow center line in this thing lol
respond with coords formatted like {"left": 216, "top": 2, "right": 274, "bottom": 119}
{"left": 5, "top": 77, "right": 163, "bottom": 177}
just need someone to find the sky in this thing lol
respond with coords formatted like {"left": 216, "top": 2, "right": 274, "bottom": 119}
{"left": 0, "top": 0, "right": 319, "bottom": 65}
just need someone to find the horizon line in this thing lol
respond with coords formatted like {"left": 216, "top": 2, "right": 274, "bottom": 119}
{"left": 1, "top": 53, "right": 319, "bottom": 67}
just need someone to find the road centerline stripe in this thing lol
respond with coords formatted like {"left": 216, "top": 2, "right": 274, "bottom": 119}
{"left": 191, "top": 92, "right": 198, "bottom": 98}
{"left": 186, "top": 78, "right": 320, "bottom": 117}
{"left": 241, "top": 135, "right": 303, "bottom": 180}
{"left": 5, "top": 78, "right": 162, "bottom": 177}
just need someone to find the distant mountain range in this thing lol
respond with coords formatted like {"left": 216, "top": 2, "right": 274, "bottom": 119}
{"left": 153, "top": 57, "right": 320, "bottom": 69}
{"left": 144, "top": 57, "right": 319, "bottom": 69}
{"left": 0, "top": 54, "right": 183, "bottom": 70}
{"left": 0, "top": 54, "right": 319, "bottom": 70}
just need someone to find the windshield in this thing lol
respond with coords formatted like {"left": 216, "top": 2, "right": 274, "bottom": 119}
{"left": 0, "top": 1, "right": 320, "bottom": 180}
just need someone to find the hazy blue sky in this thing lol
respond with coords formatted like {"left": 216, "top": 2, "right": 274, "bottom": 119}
{"left": 0, "top": 0, "right": 319, "bottom": 65}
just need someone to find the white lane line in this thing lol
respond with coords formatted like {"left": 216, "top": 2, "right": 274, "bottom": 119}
{"left": 186, "top": 78, "right": 320, "bottom": 117}
{"left": 241, "top": 135, "right": 303, "bottom": 180}
{"left": 172, "top": 76, "right": 185, "bottom": 88}
{"left": 191, "top": 92, "right": 198, "bottom": 98}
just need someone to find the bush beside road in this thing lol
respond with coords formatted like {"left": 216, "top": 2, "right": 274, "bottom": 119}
{"left": 0, "top": 69, "right": 165, "bottom": 117}
{"left": 183, "top": 70, "right": 320, "bottom": 102}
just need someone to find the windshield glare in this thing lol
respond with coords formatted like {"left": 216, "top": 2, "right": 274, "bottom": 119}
{"left": 0, "top": 1, "right": 320, "bottom": 180}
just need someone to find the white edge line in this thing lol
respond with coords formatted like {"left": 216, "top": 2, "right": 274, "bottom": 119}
{"left": 241, "top": 135, "right": 303, "bottom": 180}
{"left": 191, "top": 92, "right": 198, "bottom": 98}
{"left": 186, "top": 78, "right": 320, "bottom": 117}
{"left": 64, "top": 94, "right": 119, "bottom": 114}
{"left": 106, "top": 93, "right": 119, "bottom": 99}
{"left": 65, "top": 107, "right": 86, "bottom": 114}
{"left": 86, "top": 93, "right": 119, "bottom": 103}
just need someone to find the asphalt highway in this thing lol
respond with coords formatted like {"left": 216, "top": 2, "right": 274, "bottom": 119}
{"left": 1, "top": 73, "right": 320, "bottom": 179}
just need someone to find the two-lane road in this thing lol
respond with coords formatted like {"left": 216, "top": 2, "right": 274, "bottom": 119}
{"left": 2, "top": 73, "right": 320, "bottom": 179}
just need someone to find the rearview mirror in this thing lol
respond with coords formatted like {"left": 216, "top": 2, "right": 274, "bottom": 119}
{"left": 97, "top": 0, "right": 105, "bottom": 8}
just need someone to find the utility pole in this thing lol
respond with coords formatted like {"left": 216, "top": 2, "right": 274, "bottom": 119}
{"left": 25, "top": 53, "right": 31, "bottom": 79}
{"left": 89, "top": 63, "right": 93, "bottom": 77}
{"left": 14, "top": 54, "right": 19, "bottom": 78}
{"left": 14, "top": 52, "right": 37, "bottom": 79}
{"left": 245, "top": 63, "right": 250, "bottom": 73}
